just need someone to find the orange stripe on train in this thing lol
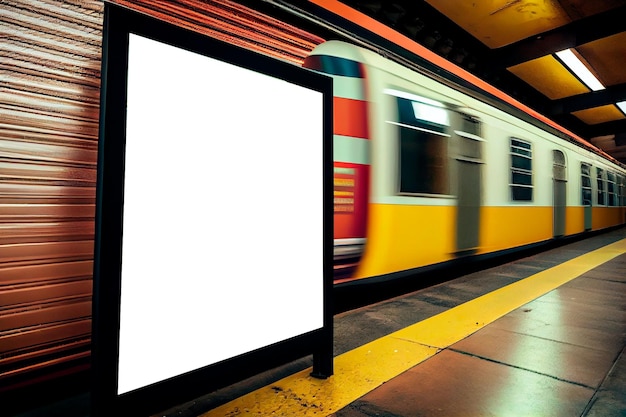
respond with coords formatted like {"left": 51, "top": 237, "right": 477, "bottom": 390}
{"left": 334, "top": 97, "right": 369, "bottom": 139}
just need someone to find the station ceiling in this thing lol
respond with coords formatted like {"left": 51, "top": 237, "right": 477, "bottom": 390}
{"left": 111, "top": 0, "right": 626, "bottom": 164}
{"left": 335, "top": 0, "right": 626, "bottom": 164}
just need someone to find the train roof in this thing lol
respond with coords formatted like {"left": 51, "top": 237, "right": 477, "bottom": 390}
{"left": 308, "top": 39, "right": 624, "bottom": 169}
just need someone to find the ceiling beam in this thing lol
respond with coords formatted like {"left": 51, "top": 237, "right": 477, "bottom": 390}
{"left": 489, "top": 5, "right": 626, "bottom": 69}
{"left": 583, "top": 118, "right": 626, "bottom": 138}
{"left": 548, "top": 82, "right": 626, "bottom": 115}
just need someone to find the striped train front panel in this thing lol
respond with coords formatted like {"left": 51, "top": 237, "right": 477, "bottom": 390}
{"left": 303, "top": 52, "right": 370, "bottom": 277}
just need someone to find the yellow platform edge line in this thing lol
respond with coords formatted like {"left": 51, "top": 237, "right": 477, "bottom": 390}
{"left": 201, "top": 238, "right": 626, "bottom": 417}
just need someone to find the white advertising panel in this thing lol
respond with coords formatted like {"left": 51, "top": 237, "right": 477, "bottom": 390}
{"left": 117, "top": 34, "right": 325, "bottom": 394}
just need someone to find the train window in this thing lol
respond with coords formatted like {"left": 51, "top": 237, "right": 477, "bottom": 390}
{"left": 553, "top": 150, "right": 566, "bottom": 181}
{"left": 620, "top": 175, "right": 626, "bottom": 206}
{"left": 459, "top": 135, "right": 482, "bottom": 159}
{"left": 607, "top": 171, "right": 616, "bottom": 206}
{"left": 510, "top": 138, "right": 532, "bottom": 201}
{"left": 597, "top": 168, "right": 606, "bottom": 205}
{"left": 581, "top": 163, "right": 592, "bottom": 206}
{"left": 391, "top": 94, "right": 451, "bottom": 195}
{"left": 456, "top": 115, "right": 482, "bottom": 160}
{"left": 461, "top": 115, "right": 481, "bottom": 137}
{"left": 616, "top": 175, "right": 620, "bottom": 206}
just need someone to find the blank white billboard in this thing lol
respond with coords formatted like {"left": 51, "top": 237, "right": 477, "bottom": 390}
{"left": 117, "top": 34, "right": 325, "bottom": 394}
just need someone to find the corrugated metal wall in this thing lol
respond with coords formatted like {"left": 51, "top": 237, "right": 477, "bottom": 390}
{"left": 0, "top": 0, "right": 103, "bottom": 388}
{"left": 1, "top": 0, "right": 322, "bottom": 391}
{"left": 112, "top": 0, "right": 324, "bottom": 64}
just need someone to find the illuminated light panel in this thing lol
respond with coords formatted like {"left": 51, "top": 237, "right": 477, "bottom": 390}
{"left": 412, "top": 102, "right": 450, "bottom": 126}
{"left": 555, "top": 49, "right": 605, "bottom": 91}
{"left": 384, "top": 88, "right": 445, "bottom": 107}
{"left": 617, "top": 101, "right": 626, "bottom": 115}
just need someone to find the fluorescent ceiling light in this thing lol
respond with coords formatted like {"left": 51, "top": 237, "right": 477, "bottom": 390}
{"left": 556, "top": 49, "right": 605, "bottom": 91}
{"left": 617, "top": 101, "right": 626, "bottom": 114}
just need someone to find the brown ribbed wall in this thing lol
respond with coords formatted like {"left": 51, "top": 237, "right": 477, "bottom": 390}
{"left": 0, "top": 0, "right": 103, "bottom": 388}
{"left": 1, "top": 0, "right": 322, "bottom": 390}
{"left": 112, "top": 0, "right": 324, "bottom": 64}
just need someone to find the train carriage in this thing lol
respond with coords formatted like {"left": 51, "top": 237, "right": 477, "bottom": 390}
{"left": 305, "top": 40, "right": 626, "bottom": 284}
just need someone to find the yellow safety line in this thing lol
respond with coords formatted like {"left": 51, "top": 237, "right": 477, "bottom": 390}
{"left": 200, "top": 238, "right": 626, "bottom": 417}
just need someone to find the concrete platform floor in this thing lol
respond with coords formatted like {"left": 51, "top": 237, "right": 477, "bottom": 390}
{"left": 10, "top": 228, "right": 626, "bottom": 416}
{"left": 189, "top": 228, "right": 626, "bottom": 417}
{"left": 332, "top": 251, "right": 626, "bottom": 417}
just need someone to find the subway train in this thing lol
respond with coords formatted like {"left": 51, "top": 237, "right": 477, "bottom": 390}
{"left": 303, "top": 40, "right": 626, "bottom": 284}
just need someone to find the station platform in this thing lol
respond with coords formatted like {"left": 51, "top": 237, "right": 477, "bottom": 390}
{"left": 10, "top": 228, "right": 626, "bottom": 417}
{"left": 160, "top": 227, "right": 626, "bottom": 417}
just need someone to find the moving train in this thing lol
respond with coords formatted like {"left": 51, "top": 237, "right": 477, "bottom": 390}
{"left": 303, "top": 40, "right": 626, "bottom": 284}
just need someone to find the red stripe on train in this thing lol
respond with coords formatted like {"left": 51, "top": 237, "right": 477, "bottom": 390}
{"left": 334, "top": 97, "right": 369, "bottom": 139}
{"left": 334, "top": 162, "right": 369, "bottom": 240}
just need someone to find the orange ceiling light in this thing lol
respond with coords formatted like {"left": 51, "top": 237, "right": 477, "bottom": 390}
{"left": 424, "top": 0, "right": 570, "bottom": 48}
{"left": 577, "top": 32, "right": 626, "bottom": 87}
{"left": 573, "top": 105, "right": 626, "bottom": 125}
{"left": 507, "top": 55, "right": 590, "bottom": 100}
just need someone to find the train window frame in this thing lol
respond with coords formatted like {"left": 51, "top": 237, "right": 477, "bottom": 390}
{"left": 581, "top": 163, "right": 592, "bottom": 206}
{"left": 619, "top": 174, "right": 626, "bottom": 206}
{"left": 617, "top": 174, "right": 626, "bottom": 206}
{"left": 509, "top": 137, "right": 533, "bottom": 202}
{"left": 386, "top": 90, "right": 453, "bottom": 197}
{"left": 455, "top": 114, "right": 484, "bottom": 162}
{"left": 552, "top": 150, "right": 567, "bottom": 181}
{"left": 607, "top": 171, "right": 616, "bottom": 206}
{"left": 597, "top": 167, "right": 606, "bottom": 206}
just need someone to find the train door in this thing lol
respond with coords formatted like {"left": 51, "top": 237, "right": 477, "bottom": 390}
{"left": 617, "top": 175, "right": 626, "bottom": 224}
{"left": 455, "top": 115, "right": 483, "bottom": 254}
{"left": 552, "top": 150, "right": 567, "bottom": 237}
{"left": 581, "top": 163, "right": 592, "bottom": 231}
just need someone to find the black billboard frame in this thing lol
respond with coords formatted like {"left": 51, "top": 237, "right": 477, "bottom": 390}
{"left": 91, "top": 4, "right": 334, "bottom": 416}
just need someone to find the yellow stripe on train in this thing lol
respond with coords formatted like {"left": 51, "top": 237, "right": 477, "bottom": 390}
{"left": 353, "top": 203, "right": 626, "bottom": 280}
